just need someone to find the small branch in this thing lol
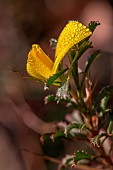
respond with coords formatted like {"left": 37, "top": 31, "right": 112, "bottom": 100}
{"left": 81, "top": 113, "right": 92, "bottom": 130}
{"left": 75, "top": 164, "right": 102, "bottom": 170}
{"left": 70, "top": 90, "right": 79, "bottom": 104}
{"left": 20, "top": 148, "right": 60, "bottom": 164}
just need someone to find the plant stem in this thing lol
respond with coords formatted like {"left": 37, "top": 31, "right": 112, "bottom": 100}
{"left": 20, "top": 148, "right": 60, "bottom": 164}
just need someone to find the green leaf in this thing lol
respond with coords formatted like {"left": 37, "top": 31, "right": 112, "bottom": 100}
{"left": 65, "top": 157, "right": 73, "bottom": 165}
{"left": 107, "top": 121, "right": 113, "bottom": 134}
{"left": 85, "top": 50, "right": 101, "bottom": 73}
{"left": 40, "top": 131, "right": 67, "bottom": 144}
{"left": 53, "top": 130, "right": 65, "bottom": 140}
{"left": 44, "top": 94, "right": 78, "bottom": 108}
{"left": 90, "top": 133, "right": 108, "bottom": 147}
{"left": 88, "top": 21, "right": 100, "bottom": 32}
{"left": 44, "top": 95, "right": 79, "bottom": 112}
{"left": 71, "top": 41, "right": 92, "bottom": 68}
{"left": 45, "top": 68, "right": 68, "bottom": 89}
{"left": 74, "top": 150, "right": 91, "bottom": 164}
{"left": 40, "top": 133, "right": 52, "bottom": 144}
{"left": 44, "top": 94, "right": 56, "bottom": 104}
{"left": 81, "top": 50, "right": 101, "bottom": 89}
{"left": 53, "top": 130, "right": 74, "bottom": 141}
{"left": 65, "top": 123, "right": 86, "bottom": 136}
{"left": 52, "top": 130, "right": 75, "bottom": 141}
{"left": 70, "top": 41, "right": 92, "bottom": 90}
{"left": 59, "top": 155, "right": 73, "bottom": 170}
{"left": 91, "top": 86, "right": 113, "bottom": 113}
{"left": 100, "top": 96, "right": 111, "bottom": 112}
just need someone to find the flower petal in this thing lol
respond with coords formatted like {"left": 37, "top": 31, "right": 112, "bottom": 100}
{"left": 27, "top": 44, "right": 53, "bottom": 80}
{"left": 52, "top": 21, "right": 92, "bottom": 74}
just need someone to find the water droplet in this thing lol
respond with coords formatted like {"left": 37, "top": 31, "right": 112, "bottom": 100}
{"left": 83, "top": 25, "right": 86, "bottom": 29}
{"left": 71, "top": 34, "right": 74, "bottom": 38}
{"left": 44, "top": 84, "right": 49, "bottom": 90}
{"left": 86, "top": 28, "right": 89, "bottom": 32}
{"left": 78, "top": 23, "right": 82, "bottom": 27}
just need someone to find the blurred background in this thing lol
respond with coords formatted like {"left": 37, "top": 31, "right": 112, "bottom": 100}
{"left": 0, "top": 0, "right": 113, "bottom": 170}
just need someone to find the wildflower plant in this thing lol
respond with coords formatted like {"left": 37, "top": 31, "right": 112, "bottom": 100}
{"left": 26, "top": 21, "right": 113, "bottom": 169}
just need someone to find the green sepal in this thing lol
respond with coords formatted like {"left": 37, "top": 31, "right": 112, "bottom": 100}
{"left": 88, "top": 21, "right": 100, "bottom": 32}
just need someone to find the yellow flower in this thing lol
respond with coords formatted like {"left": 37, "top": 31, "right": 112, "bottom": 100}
{"left": 27, "top": 21, "right": 92, "bottom": 81}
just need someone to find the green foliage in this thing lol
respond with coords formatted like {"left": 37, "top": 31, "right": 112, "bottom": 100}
{"left": 81, "top": 50, "right": 101, "bottom": 89}
{"left": 39, "top": 21, "right": 113, "bottom": 169}
{"left": 74, "top": 150, "right": 91, "bottom": 164}
{"left": 45, "top": 68, "right": 68, "bottom": 89}
{"left": 65, "top": 123, "right": 86, "bottom": 136}
{"left": 91, "top": 86, "right": 113, "bottom": 113}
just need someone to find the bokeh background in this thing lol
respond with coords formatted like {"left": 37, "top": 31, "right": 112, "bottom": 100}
{"left": 0, "top": 0, "right": 113, "bottom": 170}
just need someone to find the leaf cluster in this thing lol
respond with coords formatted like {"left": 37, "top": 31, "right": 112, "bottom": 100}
{"left": 41, "top": 21, "right": 113, "bottom": 169}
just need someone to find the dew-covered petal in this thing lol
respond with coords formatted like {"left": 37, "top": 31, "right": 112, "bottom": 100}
{"left": 27, "top": 44, "right": 53, "bottom": 80}
{"left": 52, "top": 21, "right": 92, "bottom": 74}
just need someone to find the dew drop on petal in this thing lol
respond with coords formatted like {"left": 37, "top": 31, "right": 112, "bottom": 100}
{"left": 52, "top": 21, "right": 92, "bottom": 74}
